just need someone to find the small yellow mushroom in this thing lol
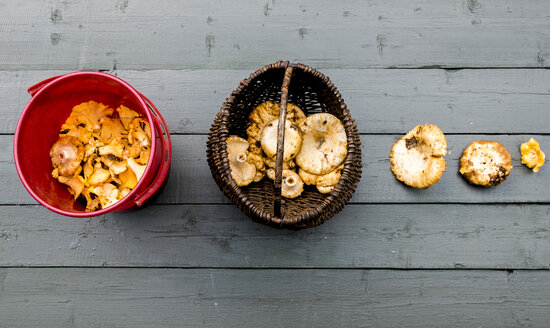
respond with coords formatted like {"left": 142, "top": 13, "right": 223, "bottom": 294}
{"left": 91, "top": 183, "right": 120, "bottom": 208}
{"left": 521, "top": 138, "right": 545, "bottom": 172}
{"left": 98, "top": 138, "right": 125, "bottom": 158}
{"left": 68, "top": 101, "right": 114, "bottom": 132}
{"left": 119, "top": 165, "right": 138, "bottom": 189}
{"left": 97, "top": 116, "right": 127, "bottom": 144}
{"left": 127, "top": 157, "right": 146, "bottom": 181}
{"left": 58, "top": 175, "right": 85, "bottom": 199}
{"left": 128, "top": 118, "right": 151, "bottom": 147}
{"left": 116, "top": 105, "right": 141, "bottom": 130}
{"left": 87, "top": 162, "right": 110, "bottom": 186}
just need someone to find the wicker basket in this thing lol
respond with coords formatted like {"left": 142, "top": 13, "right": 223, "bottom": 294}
{"left": 207, "top": 61, "right": 362, "bottom": 229}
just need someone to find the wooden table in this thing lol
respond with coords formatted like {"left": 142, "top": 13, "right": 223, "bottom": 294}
{"left": 2, "top": 1, "right": 550, "bottom": 326}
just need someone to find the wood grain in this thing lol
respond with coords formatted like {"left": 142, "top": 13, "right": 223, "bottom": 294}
{"left": 0, "top": 268, "right": 548, "bottom": 327}
{"left": 4, "top": 69, "right": 550, "bottom": 134}
{"left": 2, "top": 0, "right": 550, "bottom": 70}
{"left": 1, "top": 204, "right": 549, "bottom": 269}
{"left": 4, "top": 135, "right": 549, "bottom": 205}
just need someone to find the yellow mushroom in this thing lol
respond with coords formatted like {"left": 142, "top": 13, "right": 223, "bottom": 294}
{"left": 127, "top": 157, "right": 146, "bottom": 181}
{"left": 87, "top": 162, "right": 111, "bottom": 186}
{"left": 116, "top": 105, "right": 141, "bottom": 130}
{"left": 57, "top": 175, "right": 85, "bottom": 199}
{"left": 97, "top": 116, "right": 127, "bottom": 144}
{"left": 50, "top": 136, "right": 85, "bottom": 176}
{"left": 98, "top": 137, "right": 125, "bottom": 158}
{"left": 521, "top": 138, "right": 545, "bottom": 172}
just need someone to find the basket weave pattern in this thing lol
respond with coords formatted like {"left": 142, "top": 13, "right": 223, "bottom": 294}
{"left": 207, "top": 61, "right": 362, "bottom": 229}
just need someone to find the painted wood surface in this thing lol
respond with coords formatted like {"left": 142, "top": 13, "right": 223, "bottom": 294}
{"left": 3, "top": 135, "right": 549, "bottom": 205}
{"left": 1, "top": 0, "right": 550, "bottom": 70}
{"left": 0, "top": 268, "right": 548, "bottom": 328}
{"left": 1, "top": 204, "right": 549, "bottom": 269}
{"left": 3, "top": 69, "right": 550, "bottom": 134}
{"left": 3, "top": 1, "right": 550, "bottom": 326}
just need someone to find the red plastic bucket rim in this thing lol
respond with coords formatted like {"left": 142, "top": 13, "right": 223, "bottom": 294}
{"left": 14, "top": 71, "right": 167, "bottom": 218}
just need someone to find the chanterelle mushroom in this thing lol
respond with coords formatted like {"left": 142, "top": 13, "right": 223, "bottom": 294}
{"left": 50, "top": 136, "right": 85, "bottom": 176}
{"left": 260, "top": 119, "right": 302, "bottom": 161}
{"left": 66, "top": 101, "right": 114, "bottom": 132}
{"left": 226, "top": 136, "right": 257, "bottom": 187}
{"left": 521, "top": 138, "right": 545, "bottom": 172}
{"left": 281, "top": 170, "right": 304, "bottom": 199}
{"left": 459, "top": 140, "right": 512, "bottom": 187}
{"left": 127, "top": 157, "right": 146, "bottom": 182}
{"left": 295, "top": 113, "right": 347, "bottom": 175}
{"left": 390, "top": 124, "right": 447, "bottom": 189}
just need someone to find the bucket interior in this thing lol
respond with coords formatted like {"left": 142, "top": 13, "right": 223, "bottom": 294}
{"left": 15, "top": 73, "right": 149, "bottom": 214}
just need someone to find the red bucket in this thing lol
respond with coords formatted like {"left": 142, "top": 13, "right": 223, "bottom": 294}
{"left": 13, "top": 71, "right": 172, "bottom": 217}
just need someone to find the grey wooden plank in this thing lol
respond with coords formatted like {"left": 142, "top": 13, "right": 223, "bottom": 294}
{"left": 4, "top": 69, "right": 550, "bottom": 134}
{"left": 3, "top": 135, "right": 550, "bottom": 204}
{"left": 1, "top": 204, "right": 550, "bottom": 269}
{"left": 2, "top": 0, "right": 550, "bottom": 70}
{"left": 0, "top": 268, "right": 548, "bottom": 327}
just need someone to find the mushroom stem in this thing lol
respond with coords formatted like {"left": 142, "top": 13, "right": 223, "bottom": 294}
{"left": 285, "top": 176, "right": 296, "bottom": 187}
{"left": 236, "top": 152, "right": 248, "bottom": 163}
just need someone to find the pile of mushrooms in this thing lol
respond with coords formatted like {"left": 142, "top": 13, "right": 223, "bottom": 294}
{"left": 50, "top": 101, "right": 150, "bottom": 211}
{"left": 226, "top": 101, "right": 348, "bottom": 198}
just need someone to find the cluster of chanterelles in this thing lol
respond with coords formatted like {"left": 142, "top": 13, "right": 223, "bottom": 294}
{"left": 50, "top": 101, "right": 150, "bottom": 211}
{"left": 226, "top": 101, "right": 348, "bottom": 198}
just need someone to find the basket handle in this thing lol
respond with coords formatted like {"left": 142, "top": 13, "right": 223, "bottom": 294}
{"left": 273, "top": 65, "right": 294, "bottom": 218}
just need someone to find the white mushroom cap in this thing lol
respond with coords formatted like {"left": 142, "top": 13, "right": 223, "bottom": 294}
{"left": 459, "top": 140, "right": 512, "bottom": 186}
{"left": 295, "top": 113, "right": 348, "bottom": 175}
{"left": 260, "top": 119, "right": 302, "bottom": 161}
{"left": 390, "top": 124, "right": 447, "bottom": 189}
{"left": 226, "top": 136, "right": 257, "bottom": 187}
{"left": 246, "top": 101, "right": 306, "bottom": 157}
{"left": 281, "top": 170, "right": 304, "bottom": 199}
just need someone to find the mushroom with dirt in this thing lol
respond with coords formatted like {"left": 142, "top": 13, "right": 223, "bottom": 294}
{"left": 390, "top": 124, "right": 447, "bottom": 189}
{"left": 260, "top": 119, "right": 302, "bottom": 161}
{"left": 246, "top": 101, "right": 306, "bottom": 158}
{"left": 226, "top": 136, "right": 257, "bottom": 187}
{"left": 295, "top": 113, "right": 348, "bottom": 175}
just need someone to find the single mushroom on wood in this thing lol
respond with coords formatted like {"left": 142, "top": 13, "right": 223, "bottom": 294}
{"left": 390, "top": 124, "right": 447, "bottom": 189}
{"left": 459, "top": 140, "right": 512, "bottom": 187}
{"left": 226, "top": 136, "right": 257, "bottom": 187}
{"left": 521, "top": 138, "right": 545, "bottom": 173}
